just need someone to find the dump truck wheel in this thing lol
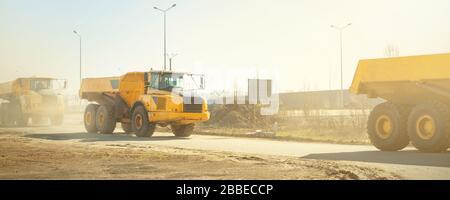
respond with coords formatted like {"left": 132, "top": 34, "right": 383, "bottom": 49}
{"left": 367, "top": 102, "right": 410, "bottom": 151}
{"left": 121, "top": 122, "right": 133, "bottom": 134}
{"left": 32, "top": 116, "right": 47, "bottom": 125}
{"left": 0, "top": 104, "right": 4, "bottom": 126}
{"left": 17, "top": 114, "right": 28, "bottom": 127}
{"left": 51, "top": 114, "right": 64, "bottom": 126}
{"left": 84, "top": 104, "right": 100, "bottom": 133}
{"left": 132, "top": 105, "right": 155, "bottom": 137}
{"left": 171, "top": 124, "right": 194, "bottom": 137}
{"left": 96, "top": 105, "right": 116, "bottom": 134}
{"left": 407, "top": 101, "right": 450, "bottom": 153}
{"left": 1, "top": 103, "right": 15, "bottom": 126}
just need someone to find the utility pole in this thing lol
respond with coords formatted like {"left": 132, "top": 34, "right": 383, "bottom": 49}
{"left": 154, "top": 4, "right": 176, "bottom": 71}
{"left": 330, "top": 23, "right": 352, "bottom": 108}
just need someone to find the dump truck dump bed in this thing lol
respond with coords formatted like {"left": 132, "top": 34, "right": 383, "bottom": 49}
{"left": 350, "top": 53, "right": 450, "bottom": 104}
{"left": 0, "top": 81, "right": 16, "bottom": 98}
{"left": 79, "top": 76, "right": 121, "bottom": 106}
{"left": 80, "top": 77, "right": 120, "bottom": 94}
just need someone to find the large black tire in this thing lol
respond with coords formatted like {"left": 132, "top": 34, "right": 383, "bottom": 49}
{"left": 0, "top": 104, "right": 4, "bottom": 126}
{"left": 121, "top": 122, "right": 133, "bottom": 134}
{"left": 1, "top": 103, "right": 15, "bottom": 126}
{"left": 51, "top": 114, "right": 64, "bottom": 126}
{"left": 171, "top": 124, "right": 194, "bottom": 138}
{"left": 84, "top": 104, "right": 100, "bottom": 133}
{"left": 407, "top": 101, "right": 450, "bottom": 153}
{"left": 367, "top": 102, "right": 410, "bottom": 151}
{"left": 16, "top": 113, "right": 28, "bottom": 127}
{"left": 95, "top": 105, "right": 116, "bottom": 134}
{"left": 131, "top": 105, "right": 155, "bottom": 137}
{"left": 32, "top": 116, "right": 47, "bottom": 125}
{"left": 6, "top": 102, "right": 27, "bottom": 127}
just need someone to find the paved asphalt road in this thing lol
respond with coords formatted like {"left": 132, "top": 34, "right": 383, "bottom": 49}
{"left": 2, "top": 114, "right": 450, "bottom": 180}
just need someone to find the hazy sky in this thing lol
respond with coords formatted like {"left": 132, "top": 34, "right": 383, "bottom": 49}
{"left": 1, "top": 0, "right": 450, "bottom": 94}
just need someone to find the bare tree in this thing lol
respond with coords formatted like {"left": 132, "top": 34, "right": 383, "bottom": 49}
{"left": 384, "top": 44, "right": 400, "bottom": 57}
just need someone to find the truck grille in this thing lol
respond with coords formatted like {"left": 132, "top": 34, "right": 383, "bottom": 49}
{"left": 155, "top": 97, "right": 166, "bottom": 110}
{"left": 183, "top": 97, "right": 203, "bottom": 113}
{"left": 43, "top": 96, "right": 57, "bottom": 105}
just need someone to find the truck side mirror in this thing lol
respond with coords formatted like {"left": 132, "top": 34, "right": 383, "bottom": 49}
{"left": 200, "top": 76, "right": 205, "bottom": 89}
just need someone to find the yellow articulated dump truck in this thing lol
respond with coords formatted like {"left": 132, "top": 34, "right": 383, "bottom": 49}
{"left": 351, "top": 53, "right": 450, "bottom": 153}
{"left": 79, "top": 70, "right": 210, "bottom": 137}
{"left": 0, "top": 77, "right": 66, "bottom": 127}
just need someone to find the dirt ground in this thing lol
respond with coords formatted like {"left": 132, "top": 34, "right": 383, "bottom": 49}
{"left": 196, "top": 126, "right": 370, "bottom": 145}
{"left": 0, "top": 131, "right": 399, "bottom": 180}
{"left": 204, "top": 105, "right": 371, "bottom": 145}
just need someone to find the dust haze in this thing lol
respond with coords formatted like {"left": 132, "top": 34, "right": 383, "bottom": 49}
{"left": 1, "top": 0, "right": 450, "bottom": 181}
{"left": 1, "top": 0, "right": 450, "bottom": 94}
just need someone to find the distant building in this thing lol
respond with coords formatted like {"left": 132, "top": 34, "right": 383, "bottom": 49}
{"left": 207, "top": 90, "right": 383, "bottom": 110}
{"left": 279, "top": 90, "right": 383, "bottom": 110}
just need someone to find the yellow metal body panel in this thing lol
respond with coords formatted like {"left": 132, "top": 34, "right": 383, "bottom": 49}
{"left": 118, "top": 72, "right": 146, "bottom": 107}
{"left": 140, "top": 93, "right": 209, "bottom": 124}
{"left": 351, "top": 53, "right": 450, "bottom": 94}
{"left": 350, "top": 53, "right": 450, "bottom": 104}
{"left": 0, "top": 81, "right": 16, "bottom": 96}
{"left": 0, "top": 79, "right": 24, "bottom": 97}
{"left": 139, "top": 92, "right": 183, "bottom": 112}
{"left": 148, "top": 112, "right": 210, "bottom": 124}
{"left": 80, "top": 77, "right": 120, "bottom": 95}
{"left": 20, "top": 93, "right": 65, "bottom": 115}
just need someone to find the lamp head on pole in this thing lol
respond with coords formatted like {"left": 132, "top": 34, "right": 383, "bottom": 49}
{"left": 73, "top": 30, "right": 81, "bottom": 38}
{"left": 330, "top": 23, "right": 352, "bottom": 30}
{"left": 344, "top": 23, "right": 352, "bottom": 29}
{"left": 154, "top": 4, "right": 176, "bottom": 12}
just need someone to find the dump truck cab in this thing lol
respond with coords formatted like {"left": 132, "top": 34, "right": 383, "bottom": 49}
{"left": 0, "top": 77, "right": 66, "bottom": 126}
{"left": 80, "top": 70, "right": 210, "bottom": 137}
{"left": 350, "top": 53, "right": 450, "bottom": 153}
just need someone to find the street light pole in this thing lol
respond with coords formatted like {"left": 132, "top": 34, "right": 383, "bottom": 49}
{"left": 73, "top": 30, "right": 82, "bottom": 105}
{"left": 331, "top": 23, "right": 352, "bottom": 108}
{"left": 73, "top": 30, "right": 82, "bottom": 89}
{"left": 154, "top": 3, "right": 176, "bottom": 71}
{"left": 164, "top": 12, "right": 167, "bottom": 71}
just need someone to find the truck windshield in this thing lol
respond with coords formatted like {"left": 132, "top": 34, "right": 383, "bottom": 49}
{"left": 151, "top": 72, "right": 204, "bottom": 92}
{"left": 30, "top": 79, "right": 65, "bottom": 91}
{"left": 183, "top": 74, "right": 204, "bottom": 91}
{"left": 159, "top": 73, "right": 184, "bottom": 91}
{"left": 31, "top": 80, "right": 51, "bottom": 91}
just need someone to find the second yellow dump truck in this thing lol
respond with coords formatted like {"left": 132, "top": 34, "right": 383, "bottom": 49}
{"left": 351, "top": 53, "right": 450, "bottom": 153}
{"left": 0, "top": 77, "right": 66, "bottom": 127}
{"left": 80, "top": 70, "right": 210, "bottom": 137}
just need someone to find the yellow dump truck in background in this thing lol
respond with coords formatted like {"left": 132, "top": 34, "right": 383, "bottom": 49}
{"left": 79, "top": 70, "right": 210, "bottom": 137}
{"left": 351, "top": 53, "right": 450, "bottom": 153}
{"left": 0, "top": 77, "right": 66, "bottom": 127}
